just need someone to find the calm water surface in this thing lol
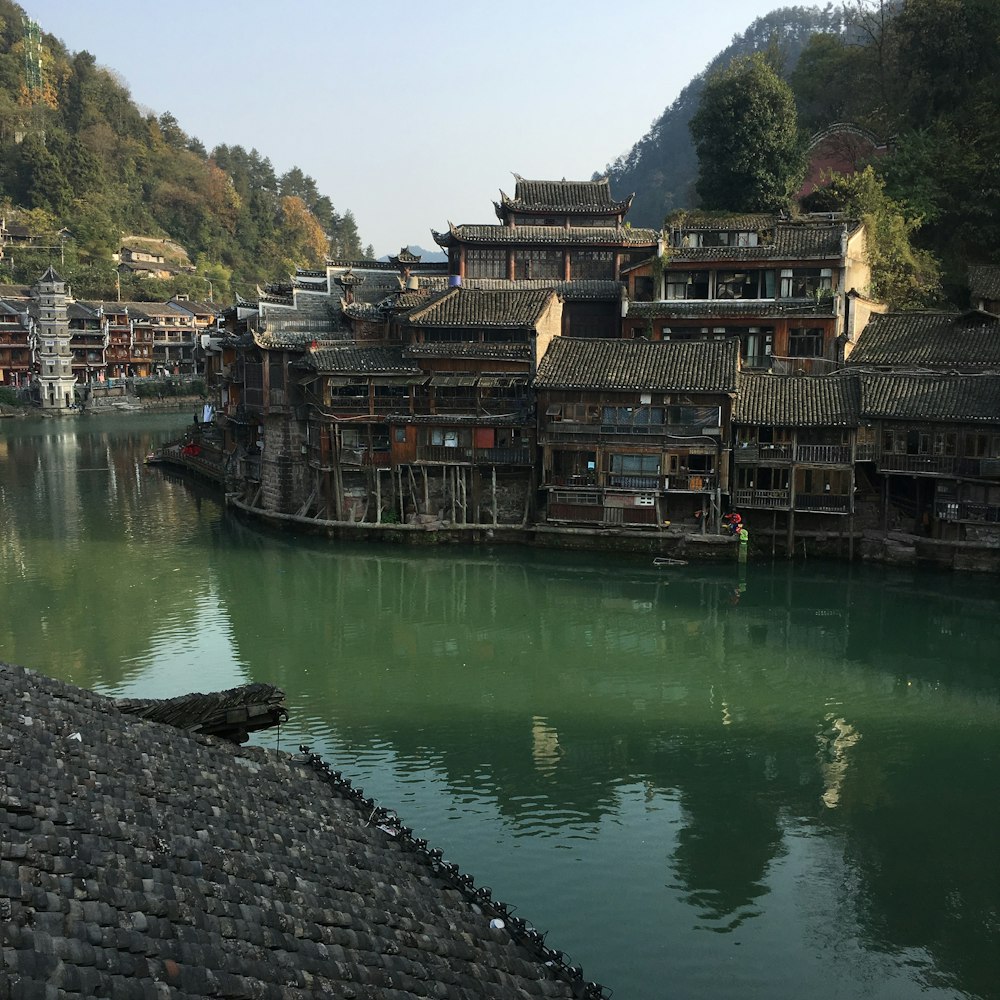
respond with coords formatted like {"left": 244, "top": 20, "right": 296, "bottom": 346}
{"left": 2, "top": 413, "right": 999, "bottom": 1000}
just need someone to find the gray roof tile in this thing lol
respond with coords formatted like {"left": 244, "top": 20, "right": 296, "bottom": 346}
{"left": 501, "top": 175, "right": 630, "bottom": 214}
{"left": 297, "top": 345, "right": 418, "bottom": 373}
{"left": 848, "top": 312, "right": 1000, "bottom": 368}
{"left": 734, "top": 373, "right": 860, "bottom": 426}
{"left": 628, "top": 299, "right": 835, "bottom": 320}
{"left": 435, "top": 224, "right": 657, "bottom": 247}
{"left": 534, "top": 337, "right": 739, "bottom": 393}
{"left": 860, "top": 373, "right": 1000, "bottom": 422}
{"left": 404, "top": 288, "right": 556, "bottom": 329}
{"left": 1, "top": 662, "right": 596, "bottom": 999}
{"left": 968, "top": 265, "right": 1000, "bottom": 302}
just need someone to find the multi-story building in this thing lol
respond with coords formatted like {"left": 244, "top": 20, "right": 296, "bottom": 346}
{"left": 0, "top": 291, "right": 34, "bottom": 388}
{"left": 622, "top": 213, "right": 883, "bottom": 372}
{"left": 433, "top": 175, "right": 655, "bottom": 339}
{"left": 534, "top": 338, "right": 737, "bottom": 529}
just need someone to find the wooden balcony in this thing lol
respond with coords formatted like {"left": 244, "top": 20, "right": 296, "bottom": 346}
{"left": 879, "top": 453, "right": 957, "bottom": 476}
{"left": 733, "top": 488, "right": 790, "bottom": 509}
{"left": 734, "top": 444, "right": 792, "bottom": 463}
{"left": 936, "top": 500, "right": 1000, "bottom": 523}
{"left": 795, "top": 493, "right": 849, "bottom": 513}
{"left": 796, "top": 444, "right": 851, "bottom": 465}
{"left": 667, "top": 474, "right": 717, "bottom": 493}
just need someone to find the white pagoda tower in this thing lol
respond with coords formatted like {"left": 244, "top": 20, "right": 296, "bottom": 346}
{"left": 34, "top": 266, "right": 76, "bottom": 412}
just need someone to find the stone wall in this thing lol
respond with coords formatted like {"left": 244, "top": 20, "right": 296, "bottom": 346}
{"left": 260, "top": 416, "right": 308, "bottom": 514}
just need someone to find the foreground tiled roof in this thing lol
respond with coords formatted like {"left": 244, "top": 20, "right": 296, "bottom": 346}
{"left": 405, "top": 288, "right": 556, "bottom": 329}
{"left": 968, "top": 264, "right": 1000, "bottom": 302}
{"left": 860, "top": 373, "right": 1000, "bottom": 423}
{"left": 434, "top": 225, "right": 657, "bottom": 247}
{"left": 847, "top": 312, "right": 1000, "bottom": 368}
{"left": 734, "top": 373, "right": 860, "bottom": 426}
{"left": 0, "top": 662, "right": 602, "bottom": 999}
{"left": 534, "top": 337, "right": 739, "bottom": 393}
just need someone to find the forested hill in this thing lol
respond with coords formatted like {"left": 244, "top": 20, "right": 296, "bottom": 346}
{"left": 604, "top": 0, "right": 1000, "bottom": 297}
{"left": 0, "top": 0, "right": 370, "bottom": 302}
{"left": 603, "top": 6, "right": 848, "bottom": 228}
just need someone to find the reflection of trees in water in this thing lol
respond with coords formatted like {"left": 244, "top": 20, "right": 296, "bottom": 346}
{"left": 0, "top": 415, "right": 214, "bottom": 690}
{"left": 211, "top": 530, "right": 1000, "bottom": 994}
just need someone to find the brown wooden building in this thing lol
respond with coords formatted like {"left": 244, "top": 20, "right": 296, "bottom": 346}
{"left": 534, "top": 338, "right": 738, "bottom": 529}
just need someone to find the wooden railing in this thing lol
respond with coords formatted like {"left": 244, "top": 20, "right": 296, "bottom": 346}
{"left": 733, "top": 488, "right": 790, "bottom": 508}
{"left": 796, "top": 444, "right": 852, "bottom": 464}
{"left": 795, "top": 493, "right": 849, "bottom": 513}
{"left": 879, "top": 453, "right": 957, "bottom": 475}
{"left": 734, "top": 444, "right": 792, "bottom": 463}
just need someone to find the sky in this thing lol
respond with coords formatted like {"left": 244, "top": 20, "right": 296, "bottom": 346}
{"left": 22, "top": 0, "right": 789, "bottom": 257}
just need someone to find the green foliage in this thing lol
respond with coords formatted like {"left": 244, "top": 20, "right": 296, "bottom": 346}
{"left": 0, "top": 385, "right": 28, "bottom": 406}
{"left": 803, "top": 166, "right": 941, "bottom": 310}
{"left": 690, "top": 52, "right": 805, "bottom": 213}
{"left": 0, "top": 0, "right": 366, "bottom": 301}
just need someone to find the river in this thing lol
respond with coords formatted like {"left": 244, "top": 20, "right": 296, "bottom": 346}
{"left": 2, "top": 412, "right": 999, "bottom": 1000}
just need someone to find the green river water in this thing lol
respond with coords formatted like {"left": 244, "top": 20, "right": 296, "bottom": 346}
{"left": 1, "top": 412, "right": 999, "bottom": 1000}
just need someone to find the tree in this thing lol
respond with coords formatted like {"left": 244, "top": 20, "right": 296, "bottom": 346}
{"left": 803, "top": 166, "right": 941, "bottom": 310}
{"left": 689, "top": 52, "right": 805, "bottom": 213}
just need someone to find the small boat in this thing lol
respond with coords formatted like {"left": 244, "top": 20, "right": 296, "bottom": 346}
{"left": 653, "top": 557, "right": 688, "bottom": 567}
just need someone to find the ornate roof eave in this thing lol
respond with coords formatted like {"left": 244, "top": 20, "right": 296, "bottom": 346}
{"left": 432, "top": 225, "right": 458, "bottom": 249}
{"left": 495, "top": 190, "right": 634, "bottom": 217}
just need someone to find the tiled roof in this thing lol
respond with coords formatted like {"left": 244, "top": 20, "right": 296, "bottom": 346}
{"left": 498, "top": 175, "right": 632, "bottom": 215}
{"left": 847, "top": 312, "right": 1000, "bottom": 368}
{"left": 627, "top": 299, "right": 835, "bottom": 320}
{"left": 534, "top": 337, "right": 739, "bottom": 392}
{"left": 418, "top": 278, "right": 624, "bottom": 302}
{"left": 298, "top": 344, "right": 418, "bottom": 373}
{"left": 734, "top": 373, "right": 860, "bottom": 426}
{"left": 968, "top": 264, "right": 1000, "bottom": 302}
{"left": 405, "top": 342, "right": 531, "bottom": 360}
{"left": 434, "top": 224, "right": 657, "bottom": 247}
{"left": 405, "top": 288, "right": 556, "bottom": 329}
{"left": 0, "top": 662, "right": 597, "bottom": 999}
{"left": 669, "top": 223, "right": 848, "bottom": 263}
{"left": 860, "top": 373, "right": 1000, "bottom": 423}
{"left": 668, "top": 212, "right": 775, "bottom": 231}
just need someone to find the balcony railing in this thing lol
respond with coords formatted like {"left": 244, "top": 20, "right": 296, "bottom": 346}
{"left": 668, "top": 474, "right": 716, "bottom": 492}
{"left": 796, "top": 444, "right": 852, "bottom": 464}
{"left": 795, "top": 493, "right": 849, "bottom": 513}
{"left": 420, "top": 445, "right": 474, "bottom": 464}
{"left": 474, "top": 447, "right": 532, "bottom": 466}
{"left": 734, "top": 444, "right": 792, "bottom": 463}
{"left": 936, "top": 500, "right": 1000, "bottom": 523}
{"left": 879, "top": 453, "right": 957, "bottom": 475}
{"left": 733, "top": 488, "right": 790, "bottom": 508}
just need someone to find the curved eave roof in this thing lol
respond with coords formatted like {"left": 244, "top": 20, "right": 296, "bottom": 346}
{"left": 860, "top": 373, "right": 1000, "bottom": 422}
{"left": 433, "top": 224, "right": 657, "bottom": 248}
{"left": 404, "top": 287, "right": 556, "bottom": 329}
{"left": 734, "top": 372, "right": 860, "bottom": 426}
{"left": 627, "top": 299, "right": 835, "bottom": 320}
{"left": 534, "top": 337, "right": 739, "bottom": 393}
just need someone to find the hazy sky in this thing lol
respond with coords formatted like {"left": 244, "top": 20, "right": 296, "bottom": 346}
{"left": 22, "top": 0, "right": 789, "bottom": 256}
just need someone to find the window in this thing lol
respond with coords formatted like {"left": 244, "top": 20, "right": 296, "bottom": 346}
{"left": 514, "top": 248, "right": 562, "bottom": 280}
{"left": 665, "top": 271, "right": 710, "bottom": 300}
{"left": 609, "top": 454, "right": 660, "bottom": 475}
{"left": 715, "top": 270, "right": 774, "bottom": 299}
{"left": 633, "top": 276, "right": 655, "bottom": 301}
{"left": 466, "top": 248, "right": 507, "bottom": 279}
{"left": 788, "top": 328, "right": 824, "bottom": 358}
{"left": 570, "top": 250, "right": 615, "bottom": 280}
{"left": 780, "top": 268, "right": 833, "bottom": 298}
